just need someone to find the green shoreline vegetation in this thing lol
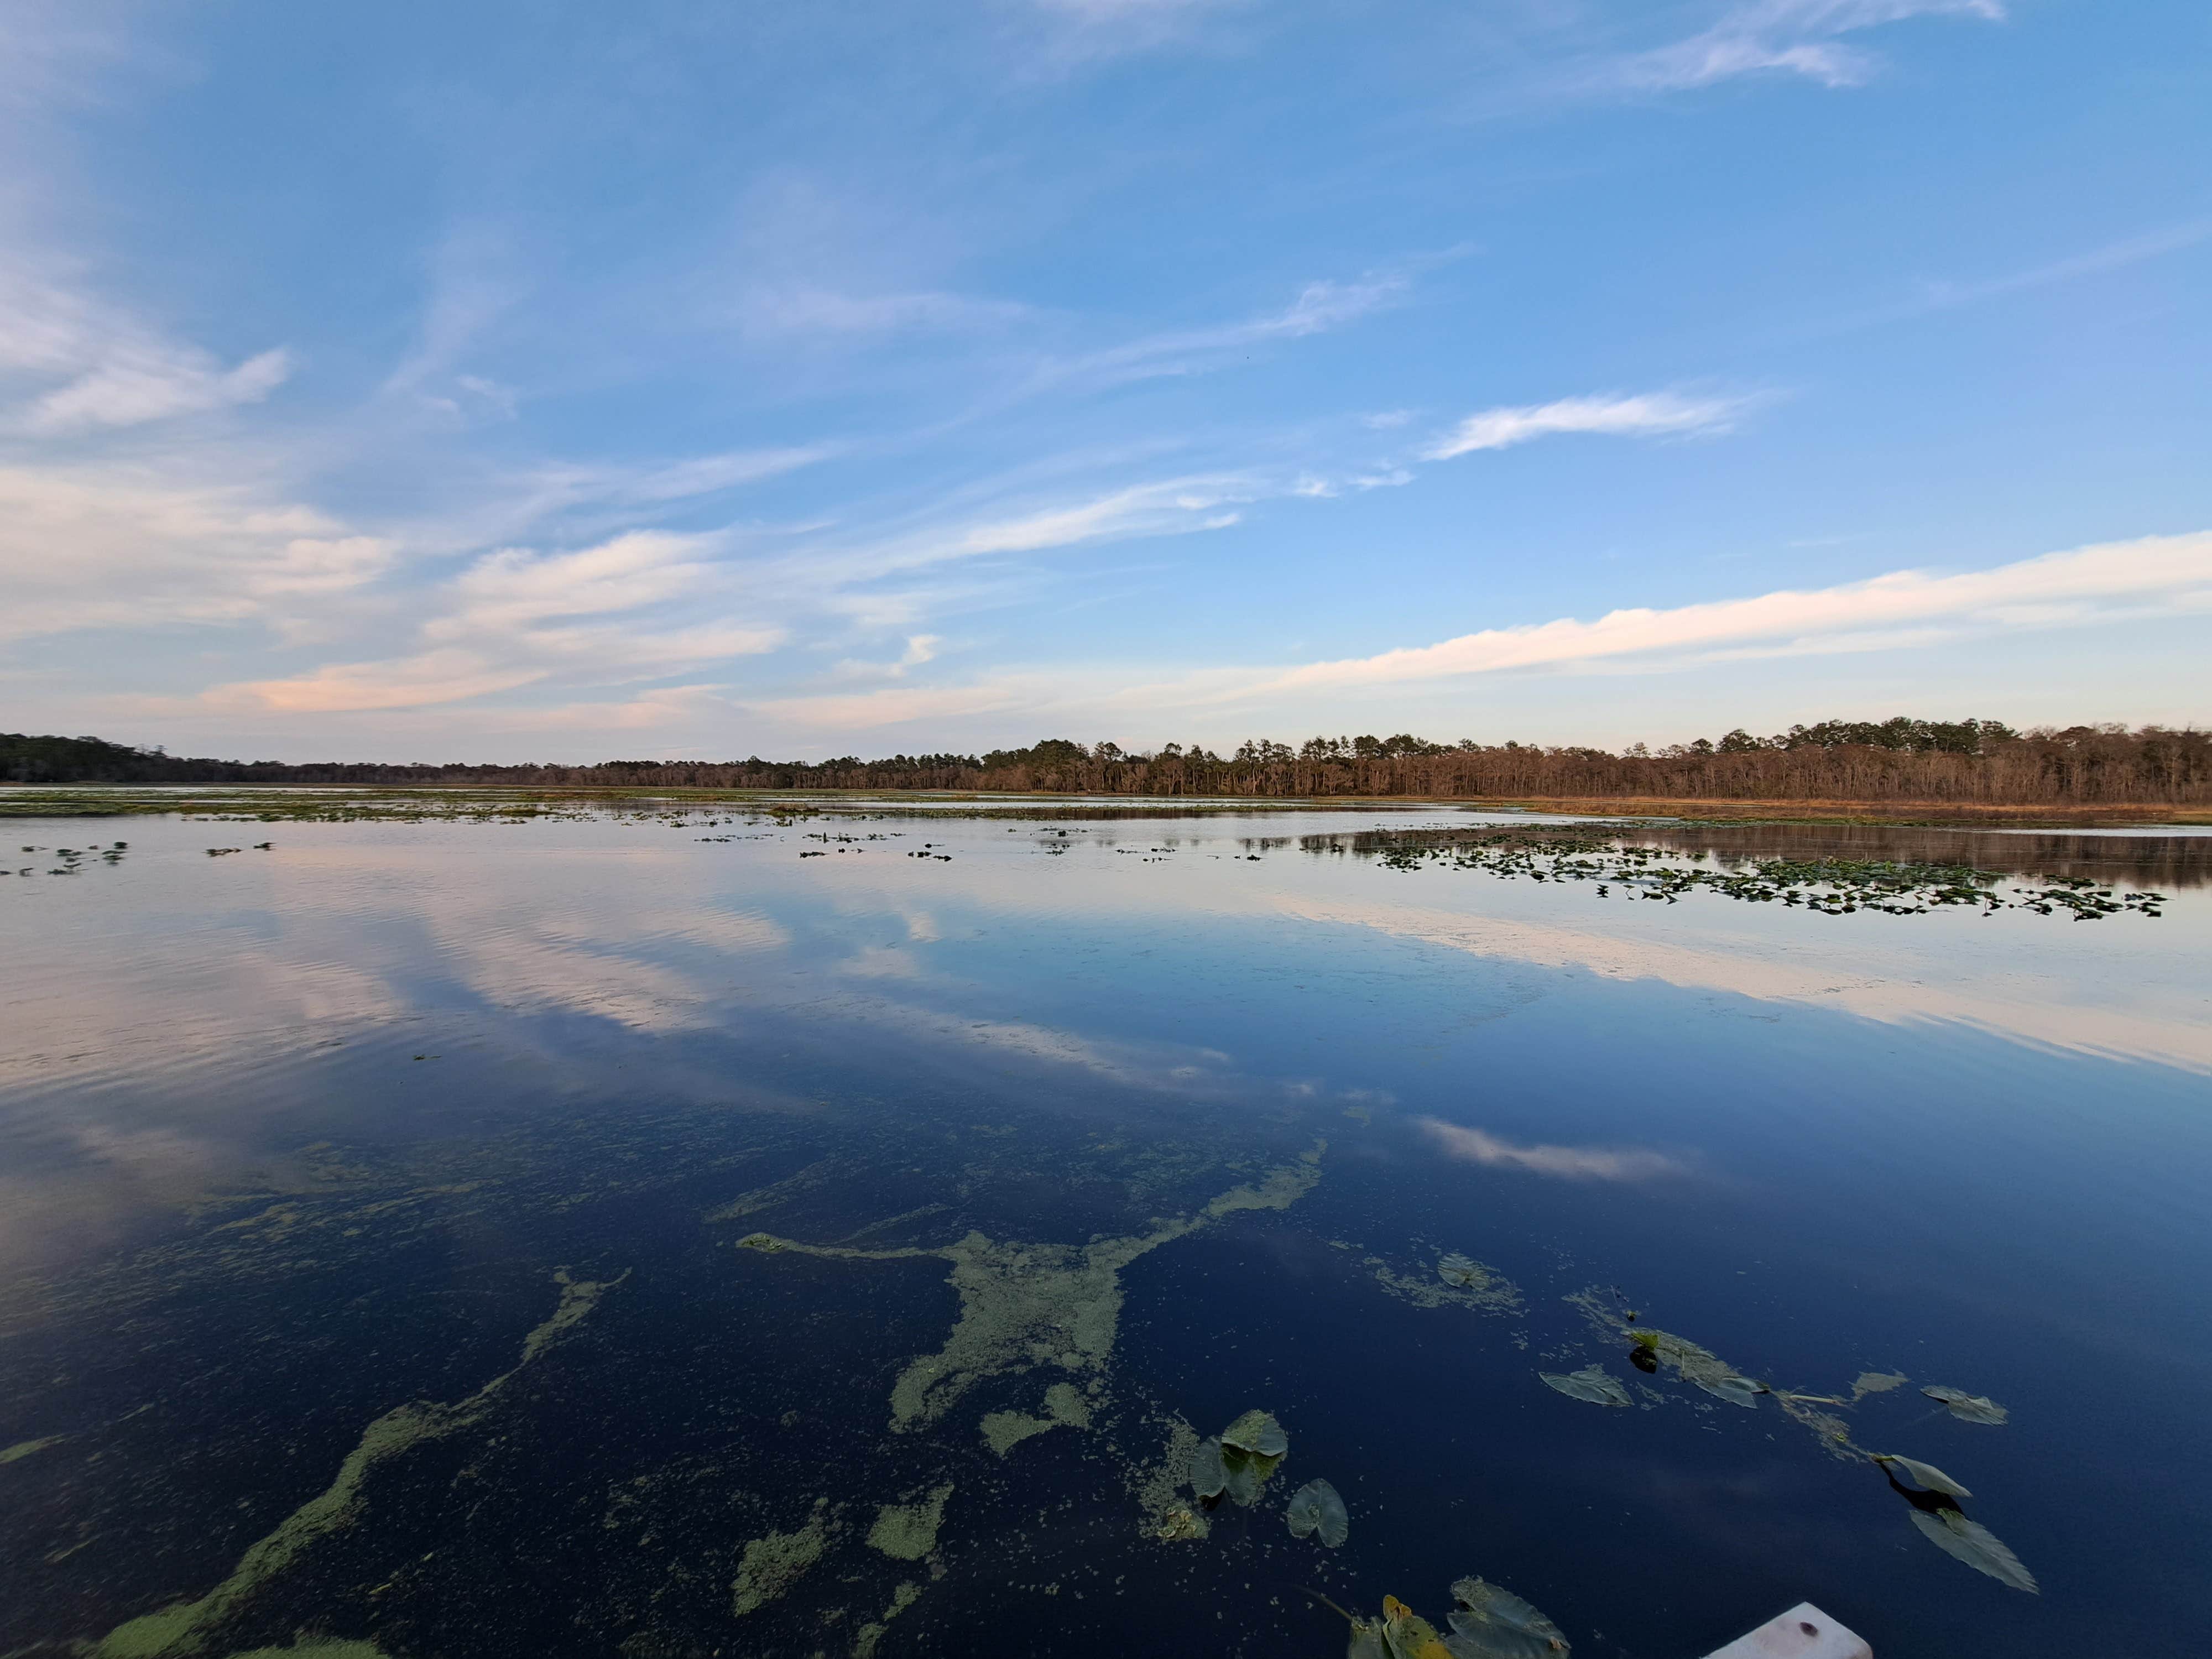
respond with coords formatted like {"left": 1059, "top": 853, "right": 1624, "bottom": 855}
{"left": 5, "top": 719, "right": 2209, "bottom": 820}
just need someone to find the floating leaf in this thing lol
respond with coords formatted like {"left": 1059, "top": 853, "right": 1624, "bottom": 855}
{"left": 1908, "top": 1507, "right": 2038, "bottom": 1592}
{"left": 1923, "top": 1386, "right": 2007, "bottom": 1425}
{"left": 1445, "top": 1576, "right": 1571, "bottom": 1658}
{"left": 1692, "top": 1373, "right": 1764, "bottom": 1409}
{"left": 1438, "top": 1253, "right": 1483, "bottom": 1288}
{"left": 1379, "top": 1595, "right": 1453, "bottom": 1659}
{"left": 1188, "top": 1436, "right": 1226, "bottom": 1500}
{"left": 1851, "top": 1370, "right": 1908, "bottom": 1399}
{"left": 1348, "top": 1617, "right": 1391, "bottom": 1659}
{"left": 1287, "top": 1478, "right": 1349, "bottom": 1548}
{"left": 1873, "top": 1453, "right": 1971, "bottom": 1498}
{"left": 1538, "top": 1364, "right": 1630, "bottom": 1408}
{"left": 1220, "top": 1442, "right": 1283, "bottom": 1507}
{"left": 1221, "top": 1408, "right": 1288, "bottom": 1457}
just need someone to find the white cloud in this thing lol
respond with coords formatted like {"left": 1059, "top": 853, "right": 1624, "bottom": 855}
{"left": 0, "top": 258, "right": 292, "bottom": 432}
{"left": 1418, "top": 1118, "right": 1686, "bottom": 1181}
{"left": 957, "top": 475, "right": 1255, "bottom": 555}
{"left": 1423, "top": 391, "right": 1747, "bottom": 461}
{"left": 1607, "top": 1, "right": 2004, "bottom": 93}
{"left": 0, "top": 465, "right": 391, "bottom": 640}
{"left": 1260, "top": 531, "right": 2212, "bottom": 692}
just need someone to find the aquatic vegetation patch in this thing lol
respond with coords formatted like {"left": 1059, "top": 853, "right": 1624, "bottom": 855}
{"left": 1871, "top": 1453, "right": 1971, "bottom": 1498}
{"left": 92, "top": 1269, "right": 622, "bottom": 1658}
{"left": 1368, "top": 1249, "right": 1521, "bottom": 1316}
{"left": 1189, "top": 1408, "right": 1289, "bottom": 1507}
{"left": 867, "top": 1482, "right": 954, "bottom": 1561}
{"left": 1538, "top": 1365, "right": 1631, "bottom": 1408}
{"left": 852, "top": 1579, "right": 925, "bottom": 1658}
{"left": 1922, "top": 1384, "right": 2008, "bottom": 1425}
{"left": 730, "top": 1146, "right": 1325, "bottom": 1432}
{"left": 1358, "top": 827, "right": 2166, "bottom": 919}
{"left": 731, "top": 1498, "right": 841, "bottom": 1616}
{"left": 1906, "top": 1506, "right": 2039, "bottom": 1593}
{"left": 1343, "top": 1574, "right": 1569, "bottom": 1659}
{"left": 980, "top": 1381, "right": 1092, "bottom": 1455}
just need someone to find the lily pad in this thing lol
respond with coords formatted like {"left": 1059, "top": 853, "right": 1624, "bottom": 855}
{"left": 1287, "top": 1478, "right": 1349, "bottom": 1547}
{"left": 1691, "top": 1373, "right": 1764, "bottom": 1409}
{"left": 1923, "top": 1385, "right": 2007, "bottom": 1425}
{"left": 1538, "top": 1364, "right": 1630, "bottom": 1408}
{"left": 1438, "top": 1253, "right": 1484, "bottom": 1287}
{"left": 1221, "top": 1442, "right": 1284, "bottom": 1506}
{"left": 1873, "top": 1453, "right": 1971, "bottom": 1498}
{"left": 1446, "top": 1576, "right": 1571, "bottom": 1658}
{"left": 1908, "top": 1507, "right": 2038, "bottom": 1593}
{"left": 1188, "top": 1436, "right": 1226, "bottom": 1500}
{"left": 1221, "top": 1408, "right": 1288, "bottom": 1457}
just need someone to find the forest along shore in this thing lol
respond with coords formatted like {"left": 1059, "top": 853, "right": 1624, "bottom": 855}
{"left": 4, "top": 719, "right": 2208, "bottom": 817}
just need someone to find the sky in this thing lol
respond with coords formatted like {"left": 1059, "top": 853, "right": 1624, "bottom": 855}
{"left": 2, "top": 0, "right": 2208, "bottom": 763}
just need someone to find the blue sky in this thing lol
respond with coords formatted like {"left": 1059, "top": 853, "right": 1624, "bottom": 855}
{"left": 3, "top": 0, "right": 2207, "bottom": 761}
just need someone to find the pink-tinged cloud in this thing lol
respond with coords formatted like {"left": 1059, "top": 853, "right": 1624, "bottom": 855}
{"left": 1418, "top": 1117, "right": 1687, "bottom": 1181}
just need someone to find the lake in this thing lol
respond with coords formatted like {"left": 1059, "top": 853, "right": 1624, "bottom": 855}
{"left": 3, "top": 799, "right": 2208, "bottom": 1659}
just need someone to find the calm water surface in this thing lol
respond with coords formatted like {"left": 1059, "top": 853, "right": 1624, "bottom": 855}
{"left": 2, "top": 803, "right": 2208, "bottom": 1658}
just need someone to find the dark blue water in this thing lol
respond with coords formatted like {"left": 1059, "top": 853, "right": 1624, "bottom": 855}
{"left": 2, "top": 803, "right": 2206, "bottom": 1658}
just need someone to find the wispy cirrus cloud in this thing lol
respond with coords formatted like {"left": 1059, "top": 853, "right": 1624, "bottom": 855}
{"left": 1418, "top": 1118, "right": 1687, "bottom": 1181}
{"left": 1603, "top": 0, "right": 2004, "bottom": 93}
{"left": 1423, "top": 391, "right": 1750, "bottom": 461}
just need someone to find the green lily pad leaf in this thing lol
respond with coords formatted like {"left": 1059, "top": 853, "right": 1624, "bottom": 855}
{"left": 1348, "top": 1617, "right": 1390, "bottom": 1659}
{"left": 1923, "top": 1385, "right": 2007, "bottom": 1425}
{"left": 1873, "top": 1453, "right": 1972, "bottom": 1498}
{"left": 1692, "top": 1373, "right": 1764, "bottom": 1409}
{"left": 1287, "top": 1478, "right": 1349, "bottom": 1547}
{"left": 1908, "top": 1507, "right": 2038, "bottom": 1592}
{"left": 1438, "top": 1253, "right": 1483, "bottom": 1287}
{"left": 1538, "top": 1364, "right": 1630, "bottom": 1407}
{"left": 1444, "top": 1576, "right": 1572, "bottom": 1657}
{"left": 1188, "top": 1436, "right": 1226, "bottom": 1499}
{"left": 1221, "top": 1408, "right": 1288, "bottom": 1457}
{"left": 1220, "top": 1443, "right": 1283, "bottom": 1506}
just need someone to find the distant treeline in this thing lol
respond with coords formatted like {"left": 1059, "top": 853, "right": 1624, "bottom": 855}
{"left": 4, "top": 718, "right": 2208, "bottom": 805}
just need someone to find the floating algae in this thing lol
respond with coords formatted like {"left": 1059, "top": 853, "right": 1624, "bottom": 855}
{"left": 1851, "top": 1370, "right": 1909, "bottom": 1400}
{"left": 1139, "top": 1419, "right": 1211, "bottom": 1541}
{"left": 1, "top": 1434, "right": 63, "bottom": 1465}
{"left": 1907, "top": 1506, "right": 2039, "bottom": 1593}
{"left": 731, "top": 1146, "right": 1324, "bottom": 1432}
{"left": 1286, "top": 1478, "right": 1349, "bottom": 1547}
{"left": 94, "top": 1269, "right": 622, "bottom": 1658}
{"left": 1370, "top": 1249, "right": 1521, "bottom": 1316}
{"left": 980, "top": 1381, "right": 1092, "bottom": 1455}
{"left": 1872, "top": 1453, "right": 1971, "bottom": 1498}
{"left": 1923, "top": 1385, "right": 2008, "bottom": 1425}
{"left": 852, "top": 1580, "right": 924, "bottom": 1658}
{"left": 1538, "top": 1365, "right": 1631, "bottom": 1408}
{"left": 731, "top": 1498, "right": 840, "bottom": 1617}
{"left": 867, "top": 1483, "right": 953, "bottom": 1561}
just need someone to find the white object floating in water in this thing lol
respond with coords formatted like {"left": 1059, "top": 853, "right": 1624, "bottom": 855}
{"left": 1702, "top": 1603, "right": 1871, "bottom": 1659}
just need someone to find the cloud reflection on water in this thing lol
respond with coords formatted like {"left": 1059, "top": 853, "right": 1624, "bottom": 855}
{"left": 1418, "top": 1118, "right": 1687, "bottom": 1181}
